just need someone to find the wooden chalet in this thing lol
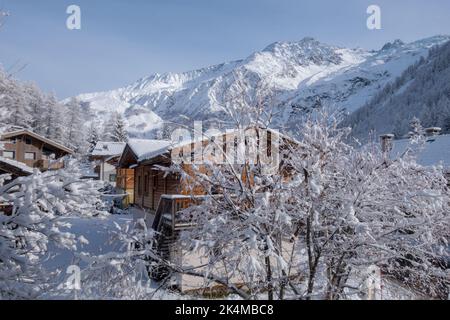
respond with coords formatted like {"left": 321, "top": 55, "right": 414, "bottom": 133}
{"left": 89, "top": 141, "right": 127, "bottom": 186}
{"left": 119, "top": 139, "right": 172, "bottom": 208}
{"left": 118, "top": 127, "right": 296, "bottom": 290}
{"left": 0, "top": 129, "right": 74, "bottom": 171}
{"left": 119, "top": 127, "right": 293, "bottom": 215}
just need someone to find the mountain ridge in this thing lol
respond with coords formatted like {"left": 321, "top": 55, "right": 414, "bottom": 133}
{"left": 72, "top": 35, "right": 450, "bottom": 138}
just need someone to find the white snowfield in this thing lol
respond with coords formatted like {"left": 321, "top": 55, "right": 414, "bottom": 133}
{"left": 73, "top": 36, "right": 450, "bottom": 137}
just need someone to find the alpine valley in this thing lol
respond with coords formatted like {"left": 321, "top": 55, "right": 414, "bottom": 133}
{"left": 73, "top": 35, "right": 450, "bottom": 139}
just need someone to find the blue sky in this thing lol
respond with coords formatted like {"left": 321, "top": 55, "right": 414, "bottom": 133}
{"left": 1, "top": 0, "right": 450, "bottom": 98}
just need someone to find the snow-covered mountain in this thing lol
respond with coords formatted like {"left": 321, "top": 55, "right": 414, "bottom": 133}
{"left": 74, "top": 35, "right": 450, "bottom": 137}
{"left": 344, "top": 39, "right": 450, "bottom": 141}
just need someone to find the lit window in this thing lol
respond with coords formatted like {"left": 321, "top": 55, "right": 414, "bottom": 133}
{"left": 24, "top": 152, "right": 36, "bottom": 160}
{"left": 3, "top": 151, "right": 15, "bottom": 159}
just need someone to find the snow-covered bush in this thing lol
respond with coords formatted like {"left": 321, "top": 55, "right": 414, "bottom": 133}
{"left": 163, "top": 112, "right": 449, "bottom": 300}
{"left": 0, "top": 160, "right": 107, "bottom": 299}
{"left": 285, "top": 116, "right": 449, "bottom": 299}
{"left": 67, "top": 218, "right": 182, "bottom": 300}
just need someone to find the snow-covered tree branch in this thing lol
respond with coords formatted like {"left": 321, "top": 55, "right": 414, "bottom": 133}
{"left": 158, "top": 110, "right": 449, "bottom": 300}
{"left": 0, "top": 160, "right": 107, "bottom": 299}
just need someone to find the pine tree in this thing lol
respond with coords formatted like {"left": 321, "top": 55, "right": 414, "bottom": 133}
{"left": 103, "top": 112, "right": 128, "bottom": 142}
{"left": 24, "top": 83, "right": 45, "bottom": 134}
{"left": 4, "top": 80, "right": 30, "bottom": 129}
{"left": 112, "top": 112, "right": 128, "bottom": 142}
{"left": 87, "top": 122, "right": 100, "bottom": 153}
{"left": 44, "top": 93, "right": 65, "bottom": 143}
{"left": 64, "top": 98, "right": 84, "bottom": 150}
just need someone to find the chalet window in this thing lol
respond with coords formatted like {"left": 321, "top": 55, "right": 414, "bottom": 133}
{"left": 144, "top": 174, "right": 149, "bottom": 193}
{"left": 222, "top": 138, "right": 227, "bottom": 156}
{"left": 42, "top": 147, "right": 54, "bottom": 160}
{"left": 109, "top": 174, "right": 117, "bottom": 182}
{"left": 210, "top": 137, "right": 216, "bottom": 157}
{"left": 25, "top": 137, "right": 32, "bottom": 145}
{"left": 3, "top": 151, "right": 15, "bottom": 159}
{"left": 24, "top": 152, "right": 36, "bottom": 160}
{"left": 137, "top": 176, "right": 142, "bottom": 195}
{"left": 153, "top": 172, "right": 158, "bottom": 188}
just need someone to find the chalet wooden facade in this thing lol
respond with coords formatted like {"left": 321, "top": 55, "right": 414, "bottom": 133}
{"left": 119, "top": 127, "right": 291, "bottom": 213}
{"left": 119, "top": 139, "right": 174, "bottom": 210}
{"left": 89, "top": 141, "right": 127, "bottom": 186}
{"left": 0, "top": 129, "right": 74, "bottom": 171}
{"left": 118, "top": 127, "right": 295, "bottom": 291}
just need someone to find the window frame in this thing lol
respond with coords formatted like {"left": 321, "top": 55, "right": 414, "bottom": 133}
{"left": 3, "top": 151, "right": 15, "bottom": 159}
{"left": 153, "top": 171, "right": 158, "bottom": 188}
{"left": 24, "top": 152, "right": 36, "bottom": 160}
{"left": 137, "top": 175, "right": 142, "bottom": 196}
{"left": 144, "top": 174, "right": 149, "bottom": 193}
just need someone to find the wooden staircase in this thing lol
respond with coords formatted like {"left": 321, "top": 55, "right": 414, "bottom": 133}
{"left": 149, "top": 195, "right": 199, "bottom": 281}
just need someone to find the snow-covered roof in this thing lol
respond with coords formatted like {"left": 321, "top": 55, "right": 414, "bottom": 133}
{"left": 391, "top": 134, "right": 450, "bottom": 168}
{"left": 91, "top": 142, "right": 126, "bottom": 157}
{"left": 135, "top": 126, "right": 296, "bottom": 163}
{"left": 127, "top": 139, "right": 172, "bottom": 159}
{"left": 0, "top": 156, "right": 34, "bottom": 175}
{"left": 1, "top": 129, "right": 74, "bottom": 154}
{"left": 138, "top": 145, "right": 173, "bottom": 162}
{"left": 79, "top": 162, "right": 99, "bottom": 178}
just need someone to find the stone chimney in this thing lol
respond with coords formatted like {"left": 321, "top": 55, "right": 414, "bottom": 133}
{"left": 425, "top": 127, "right": 441, "bottom": 138}
{"left": 380, "top": 134, "right": 394, "bottom": 153}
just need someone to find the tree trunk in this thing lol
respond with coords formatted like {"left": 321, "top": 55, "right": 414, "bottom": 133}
{"left": 265, "top": 254, "right": 274, "bottom": 300}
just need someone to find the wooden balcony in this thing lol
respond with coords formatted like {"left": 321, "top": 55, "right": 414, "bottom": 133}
{"left": 34, "top": 159, "right": 65, "bottom": 171}
{"left": 0, "top": 203, "right": 13, "bottom": 216}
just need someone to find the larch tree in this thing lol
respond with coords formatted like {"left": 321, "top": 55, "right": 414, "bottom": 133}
{"left": 64, "top": 97, "right": 85, "bottom": 152}
{"left": 112, "top": 112, "right": 128, "bottom": 143}
{"left": 87, "top": 122, "right": 100, "bottom": 154}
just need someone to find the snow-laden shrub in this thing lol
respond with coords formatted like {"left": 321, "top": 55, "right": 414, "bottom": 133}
{"left": 0, "top": 159, "right": 107, "bottom": 299}
{"left": 161, "top": 113, "right": 449, "bottom": 300}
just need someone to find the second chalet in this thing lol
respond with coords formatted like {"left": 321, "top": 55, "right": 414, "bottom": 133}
{"left": 0, "top": 129, "right": 74, "bottom": 180}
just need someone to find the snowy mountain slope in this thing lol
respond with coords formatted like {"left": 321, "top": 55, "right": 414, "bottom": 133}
{"left": 343, "top": 39, "right": 450, "bottom": 141}
{"left": 73, "top": 36, "right": 450, "bottom": 137}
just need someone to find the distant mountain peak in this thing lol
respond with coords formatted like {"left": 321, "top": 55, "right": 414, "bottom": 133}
{"left": 73, "top": 36, "right": 449, "bottom": 138}
{"left": 260, "top": 37, "right": 343, "bottom": 66}
{"left": 381, "top": 39, "right": 405, "bottom": 51}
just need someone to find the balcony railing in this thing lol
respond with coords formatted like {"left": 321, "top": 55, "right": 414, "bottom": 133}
{"left": 34, "top": 159, "right": 65, "bottom": 171}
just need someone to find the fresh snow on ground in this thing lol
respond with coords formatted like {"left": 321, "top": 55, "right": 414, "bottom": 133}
{"left": 41, "top": 214, "right": 133, "bottom": 274}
